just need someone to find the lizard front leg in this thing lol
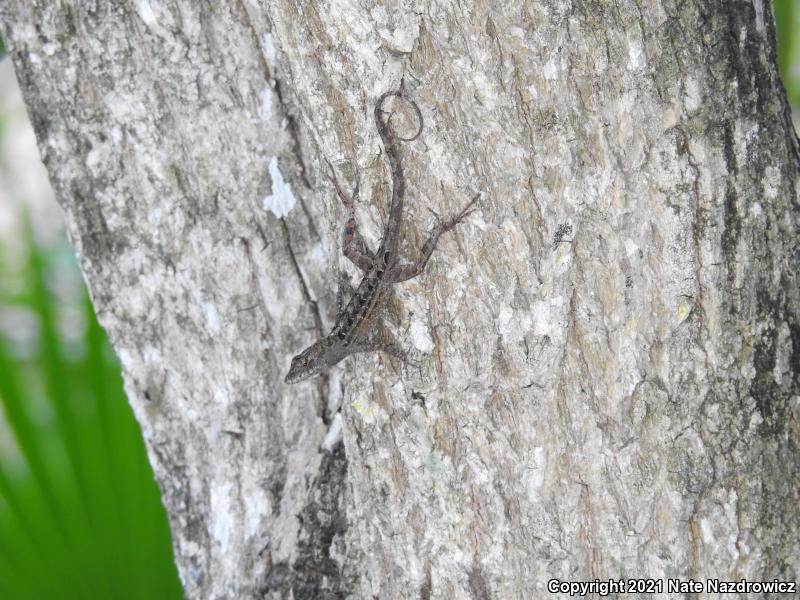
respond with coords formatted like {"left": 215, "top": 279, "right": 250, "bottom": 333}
{"left": 349, "top": 340, "right": 406, "bottom": 361}
{"left": 386, "top": 193, "right": 480, "bottom": 283}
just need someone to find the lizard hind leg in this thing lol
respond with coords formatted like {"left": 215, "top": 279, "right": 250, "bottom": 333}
{"left": 327, "top": 159, "right": 376, "bottom": 272}
{"left": 342, "top": 213, "right": 375, "bottom": 272}
{"left": 386, "top": 193, "right": 481, "bottom": 283}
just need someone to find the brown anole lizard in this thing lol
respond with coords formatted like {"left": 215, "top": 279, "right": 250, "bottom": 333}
{"left": 285, "top": 91, "right": 478, "bottom": 384}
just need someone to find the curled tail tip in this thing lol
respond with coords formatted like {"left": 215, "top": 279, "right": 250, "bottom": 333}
{"left": 375, "top": 90, "right": 423, "bottom": 142}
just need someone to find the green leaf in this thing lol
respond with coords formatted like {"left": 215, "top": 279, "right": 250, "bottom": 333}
{"left": 774, "top": 0, "right": 800, "bottom": 106}
{"left": 0, "top": 223, "right": 181, "bottom": 598}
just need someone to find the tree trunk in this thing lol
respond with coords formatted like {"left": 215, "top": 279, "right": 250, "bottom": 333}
{"left": 2, "top": 1, "right": 798, "bottom": 598}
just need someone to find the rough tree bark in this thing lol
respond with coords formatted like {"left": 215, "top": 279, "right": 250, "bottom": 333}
{"left": 1, "top": 1, "right": 798, "bottom": 598}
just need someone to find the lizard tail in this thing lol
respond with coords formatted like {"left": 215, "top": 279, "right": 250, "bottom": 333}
{"left": 374, "top": 90, "right": 423, "bottom": 256}
{"left": 375, "top": 90, "right": 423, "bottom": 141}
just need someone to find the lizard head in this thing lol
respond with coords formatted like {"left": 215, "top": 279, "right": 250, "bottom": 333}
{"left": 284, "top": 339, "right": 330, "bottom": 384}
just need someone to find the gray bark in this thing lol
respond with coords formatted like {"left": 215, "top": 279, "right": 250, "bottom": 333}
{"left": 2, "top": 1, "right": 799, "bottom": 598}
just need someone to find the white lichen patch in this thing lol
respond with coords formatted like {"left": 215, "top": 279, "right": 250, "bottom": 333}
{"left": 327, "top": 369, "right": 343, "bottom": 416}
{"left": 145, "top": 202, "right": 163, "bottom": 224}
{"left": 85, "top": 147, "right": 103, "bottom": 171}
{"left": 774, "top": 323, "right": 794, "bottom": 385}
{"left": 352, "top": 392, "right": 379, "bottom": 422}
{"left": 310, "top": 242, "right": 329, "bottom": 269}
{"left": 762, "top": 165, "right": 780, "bottom": 200}
{"left": 627, "top": 35, "right": 645, "bottom": 70}
{"left": 142, "top": 344, "right": 163, "bottom": 368}
{"left": 135, "top": 0, "right": 158, "bottom": 27}
{"left": 261, "top": 33, "right": 278, "bottom": 65}
{"left": 526, "top": 446, "right": 546, "bottom": 500}
{"left": 553, "top": 242, "right": 574, "bottom": 274}
{"left": 203, "top": 302, "right": 222, "bottom": 335}
{"left": 409, "top": 318, "right": 434, "bottom": 353}
{"left": 532, "top": 300, "right": 553, "bottom": 335}
{"left": 258, "top": 86, "right": 273, "bottom": 122}
{"left": 498, "top": 305, "right": 534, "bottom": 344}
{"left": 262, "top": 156, "right": 295, "bottom": 217}
{"left": 661, "top": 106, "right": 679, "bottom": 130}
{"left": 753, "top": 0, "right": 765, "bottom": 31}
{"left": 322, "top": 412, "right": 344, "bottom": 452}
{"left": 424, "top": 449, "right": 449, "bottom": 479}
{"left": 369, "top": 5, "right": 388, "bottom": 25}
{"left": 210, "top": 481, "right": 234, "bottom": 550}
{"left": 374, "top": 9, "right": 418, "bottom": 52}
{"left": 497, "top": 305, "right": 514, "bottom": 336}
{"left": 684, "top": 78, "right": 702, "bottom": 113}
{"left": 135, "top": 0, "right": 179, "bottom": 40}
{"left": 542, "top": 55, "right": 560, "bottom": 80}
{"left": 242, "top": 470, "right": 271, "bottom": 539}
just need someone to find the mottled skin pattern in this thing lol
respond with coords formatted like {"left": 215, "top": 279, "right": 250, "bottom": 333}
{"left": 285, "top": 91, "right": 477, "bottom": 384}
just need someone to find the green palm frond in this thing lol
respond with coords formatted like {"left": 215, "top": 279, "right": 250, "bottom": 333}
{"left": 775, "top": 0, "right": 800, "bottom": 106}
{"left": 0, "top": 227, "right": 182, "bottom": 599}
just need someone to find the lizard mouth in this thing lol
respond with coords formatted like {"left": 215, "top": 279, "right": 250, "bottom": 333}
{"left": 284, "top": 370, "right": 304, "bottom": 384}
{"left": 285, "top": 363, "right": 316, "bottom": 384}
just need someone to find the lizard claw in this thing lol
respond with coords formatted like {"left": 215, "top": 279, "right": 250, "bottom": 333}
{"left": 422, "top": 192, "right": 481, "bottom": 234}
{"left": 450, "top": 192, "right": 482, "bottom": 224}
